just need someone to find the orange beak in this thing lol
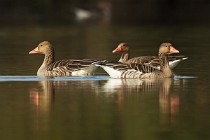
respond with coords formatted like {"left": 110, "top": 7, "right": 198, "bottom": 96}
{"left": 170, "top": 46, "right": 179, "bottom": 54}
{"left": 29, "top": 47, "right": 39, "bottom": 54}
{"left": 112, "top": 47, "right": 121, "bottom": 53}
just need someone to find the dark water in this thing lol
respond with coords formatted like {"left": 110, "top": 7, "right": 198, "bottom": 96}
{"left": 0, "top": 24, "right": 209, "bottom": 140}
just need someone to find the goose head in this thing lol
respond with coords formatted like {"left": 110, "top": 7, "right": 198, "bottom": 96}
{"left": 159, "top": 43, "right": 179, "bottom": 55}
{"left": 112, "top": 43, "right": 129, "bottom": 53}
{"left": 29, "top": 41, "right": 54, "bottom": 55}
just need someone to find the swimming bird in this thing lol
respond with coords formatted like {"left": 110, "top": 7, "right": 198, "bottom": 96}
{"left": 113, "top": 42, "right": 187, "bottom": 69}
{"left": 29, "top": 41, "right": 98, "bottom": 77}
{"left": 97, "top": 43, "right": 180, "bottom": 79}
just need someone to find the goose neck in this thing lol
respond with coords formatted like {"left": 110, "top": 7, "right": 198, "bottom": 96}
{"left": 159, "top": 53, "right": 173, "bottom": 77}
{"left": 43, "top": 50, "right": 54, "bottom": 66}
{"left": 119, "top": 52, "right": 129, "bottom": 63}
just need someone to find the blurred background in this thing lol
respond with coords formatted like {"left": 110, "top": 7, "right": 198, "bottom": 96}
{"left": 0, "top": 0, "right": 210, "bottom": 25}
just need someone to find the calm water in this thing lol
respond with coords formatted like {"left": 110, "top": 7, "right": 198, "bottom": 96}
{"left": 0, "top": 24, "right": 209, "bottom": 140}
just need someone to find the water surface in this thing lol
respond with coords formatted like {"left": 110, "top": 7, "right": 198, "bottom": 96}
{"left": 0, "top": 24, "right": 209, "bottom": 140}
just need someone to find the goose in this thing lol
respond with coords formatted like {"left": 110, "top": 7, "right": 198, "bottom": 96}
{"left": 113, "top": 42, "right": 187, "bottom": 69}
{"left": 29, "top": 41, "right": 98, "bottom": 77}
{"left": 97, "top": 43, "right": 179, "bottom": 79}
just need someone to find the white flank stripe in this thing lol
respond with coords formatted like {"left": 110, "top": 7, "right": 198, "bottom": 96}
{"left": 101, "top": 66, "right": 122, "bottom": 78}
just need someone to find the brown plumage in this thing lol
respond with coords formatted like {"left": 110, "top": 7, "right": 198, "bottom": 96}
{"left": 97, "top": 43, "right": 180, "bottom": 79}
{"left": 29, "top": 41, "right": 98, "bottom": 77}
{"left": 113, "top": 42, "right": 187, "bottom": 69}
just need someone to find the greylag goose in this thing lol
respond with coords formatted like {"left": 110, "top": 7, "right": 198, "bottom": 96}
{"left": 29, "top": 41, "right": 98, "bottom": 77}
{"left": 113, "top": 43, "right": 187, "bottom": 69}
{"left": 97, "top": 43, "right": 179, "bottom": 79}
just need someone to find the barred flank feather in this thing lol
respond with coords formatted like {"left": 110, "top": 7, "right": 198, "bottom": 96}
{"left": 128, "top": 63, "right": 157, "bottom": 73}
{"left": 43, "top": 59, "right": 97, "bottom": 77}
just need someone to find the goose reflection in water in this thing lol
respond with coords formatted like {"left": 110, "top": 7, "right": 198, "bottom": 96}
{"left": 102, "top": 78, "right": 160, "bottom": 94}
{"left": 159, "top": 78, "right": 179, "bottom": 125}
{"left": 29, "top": 77, "right": 186, "bottom": 127}
{"left": 29, "top": 80, "right": 54, "bottom": 111}
{"left": 29, "top": 80, "right": 54, "bottom": 131}
{"left": 29, "top": 80, "right": 100, "bottom": 112}
{"left": 101, "top": 78, "right": 186, "bottom": 125}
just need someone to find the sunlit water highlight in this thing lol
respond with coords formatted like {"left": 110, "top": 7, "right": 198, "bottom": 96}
{"left": 0, "top": 75, "right": 196, "bottom": 82}
{"left": 0, "top": 76, "right": 110, "bottom": 81}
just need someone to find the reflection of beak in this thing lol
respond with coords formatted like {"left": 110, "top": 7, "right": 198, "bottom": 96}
{"left": 29, "top": 47, "right": 39, "bottom": 54}
{"left": 112, "top": 47, "right": 121, "bottom": 53}
{"left": 170, "top": 46, "right": 179, "bottom": 54}
{"left": 29, "top": 88, "right": 39, "bottom": 107}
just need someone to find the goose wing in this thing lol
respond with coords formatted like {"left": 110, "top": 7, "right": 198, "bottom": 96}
{"left": 47, "top": 59, "right": 97, "bottom": 72}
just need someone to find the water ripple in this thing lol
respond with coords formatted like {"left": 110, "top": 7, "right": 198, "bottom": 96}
{"left": 0, "top": 75, "right": 197, "bottom": 82}
{"left": 0, "top": 76, "right": 110, "bottom": 82}
{"left": 174, "top": 75, "right": 197, "bottom": 79}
